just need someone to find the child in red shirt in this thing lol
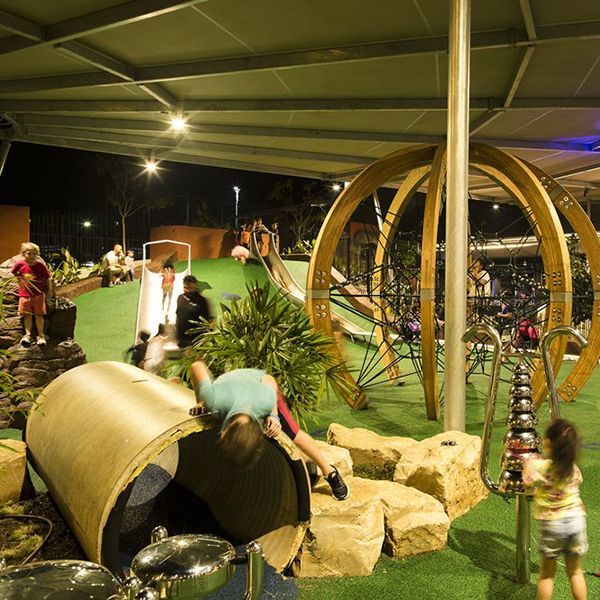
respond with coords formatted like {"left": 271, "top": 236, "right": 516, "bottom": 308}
{"left": 11, "top": 242, "right": 51, "bottom": 347}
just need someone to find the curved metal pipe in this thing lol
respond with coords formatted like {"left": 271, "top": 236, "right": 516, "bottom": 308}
{"left": 540, "top": 326, "right": 588, "bottom": 420}
{"left": 462, "top": 324, "right": 503, "bottom": 495}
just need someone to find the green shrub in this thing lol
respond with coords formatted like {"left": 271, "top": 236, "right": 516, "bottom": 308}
{"left": 50, "top": 247, "right": 81, "bottom": 286}
{"left": 175, "top": 282, "right": 354, "bottom": 425}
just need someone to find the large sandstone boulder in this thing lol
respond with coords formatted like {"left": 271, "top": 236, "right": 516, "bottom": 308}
{"left": 293, "top": 478, "right": 385, "bottom": 577}
{"left": 302, "top": 439, "right": 353, "bottom": 480}
{"left": 0, "top": 439, "right": 27, "bottom": 502}
{"left": 311, "top": 476, "right": 449, "bottom": 561}
{"left": 5, "top": 339, "right": 86, "bottom": 390}
{"left": 393, "top": 430, "right": 488, "bottom": 520}
{"left": 327, "top": 423, "right": 418, "bottom": 479}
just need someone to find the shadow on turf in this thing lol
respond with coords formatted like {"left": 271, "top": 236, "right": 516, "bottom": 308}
{"left": 449, "top": 526, "right": 537, "bottom": 599}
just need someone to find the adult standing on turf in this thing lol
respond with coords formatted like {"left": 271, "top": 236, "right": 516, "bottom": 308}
{"left": 176, "top": 275, "right": 213, "bottom": 348}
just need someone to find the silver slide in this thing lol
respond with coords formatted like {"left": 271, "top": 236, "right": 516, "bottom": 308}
{"left": 135, "top": 240, "right": 191, "bottom": 347}
{"left": 250, "top": 233, "right": 371, "bottom": 340}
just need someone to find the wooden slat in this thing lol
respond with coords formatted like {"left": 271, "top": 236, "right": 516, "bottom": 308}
{"left": 470, "top": 145, "right": 571, "bottom": 406}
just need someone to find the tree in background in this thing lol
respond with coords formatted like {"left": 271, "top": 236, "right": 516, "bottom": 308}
{"left": 268, "top": 178, "right": 331, "bottom": 249}
{"left": 567, "top": 234, "right": 593, "bottom": 326}
{"left": 96, "top": 156, "right": 172, "bottom": 251}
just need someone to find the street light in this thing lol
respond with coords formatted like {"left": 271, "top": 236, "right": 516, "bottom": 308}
{"left": 82, "top": 221, "right": 92, "bottom": 228}
{"left": 144, "top": 159, "right": 158, "bottom": 173}
{"left": 332, "top": 183, "right": 342, "bottom": 192}
{"left": 233, "top": 186, "right": 241, "bottom": 230}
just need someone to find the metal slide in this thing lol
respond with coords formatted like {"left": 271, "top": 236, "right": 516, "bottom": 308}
{"left": 250, "top": 233, "right": 371, "bottom": 340}
{"left": 135, "top": 240, "right": 191, "bottom": 346}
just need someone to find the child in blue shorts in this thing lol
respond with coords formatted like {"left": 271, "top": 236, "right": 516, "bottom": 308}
{"left": 523, "top": 419, "right": 587, "bottom": 600}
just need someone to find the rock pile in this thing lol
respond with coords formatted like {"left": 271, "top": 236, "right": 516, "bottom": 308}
{"left": 293, "top": 424, "right": 487, "bottom": 577}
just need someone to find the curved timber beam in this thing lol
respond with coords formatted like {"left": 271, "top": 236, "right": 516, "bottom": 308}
{"left": 307, "top": 145, "right": 437, "bottom": 409}
{"left": 523, "top": 161, "right": 600, "bottom": 405}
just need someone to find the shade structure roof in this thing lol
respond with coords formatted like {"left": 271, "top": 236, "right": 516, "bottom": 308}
{"left": 1, "top": 0, "right": 600, "bottom": 202}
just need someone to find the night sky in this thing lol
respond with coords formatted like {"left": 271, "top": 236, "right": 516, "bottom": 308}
{"left": 0, "top": 141, "right": 287, "bottom": 218}
{"left": 1, "top": 140, "right": 589, "bottom": 240}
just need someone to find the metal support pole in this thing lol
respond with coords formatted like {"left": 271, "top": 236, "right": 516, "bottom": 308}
{"left": 0, "top": 140, "right": 12, "bottom": 177}
{"left": 515, "top": 495, "right": 531, "bottom": 584}
{"left": 444, "top": 0, "right": 471, "bottom": 431}
{"left": 373, "top": 191, "right": 384, "bottom": 232}
{"left": 233, "top": 186, "right": 240, "bottom": 230}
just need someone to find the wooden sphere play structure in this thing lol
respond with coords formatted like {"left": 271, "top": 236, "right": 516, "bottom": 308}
{"left": 306, "top": 144, "right": 600, "bottom": 419}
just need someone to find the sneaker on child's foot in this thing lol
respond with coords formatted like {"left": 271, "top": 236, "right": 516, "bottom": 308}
{"left": 325, "top": 466, "right": 349, "bottom": 501}
{"left": 20, "top": 334, "right": 33, "bottom": 348}
{"left": 36, "top": 335, "right": 47, "bottom": 346}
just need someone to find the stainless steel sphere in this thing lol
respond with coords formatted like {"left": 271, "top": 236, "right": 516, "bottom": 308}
{"left": 506, "top": 411, "right": 538, "bottom": 430}
{"left": 511, "top": 371, "right": 532, "bottom": 385}
{"left": 498, "top": 470, "right": 526, "bottom": 495}
{"left": 135, "top": 588, "right": 160, "bottom": 600}
{"left": 500, "top": 450, "right": 539, "bottom": 472}
{"left": 504, "top": 429, "right": 541, "bottom": 451}
{"left": 508, "top": 396, "right": 536, "bottom": 413}
{"left": 512, "top": 363, "right": 531, "bottom": 376}
{"left": 510, "top": 384, "right": 533, "bottom": 399}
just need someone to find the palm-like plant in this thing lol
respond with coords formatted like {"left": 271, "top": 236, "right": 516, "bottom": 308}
{"left": 176, "top": 282, "right": 355, "bottom": 425}
{"left": 50, "top": 247, "right": 81, "bottom": 286}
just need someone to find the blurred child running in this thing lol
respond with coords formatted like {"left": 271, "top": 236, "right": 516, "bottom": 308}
{"left": 523, "top": 419, "right": 588, "bottom": 600}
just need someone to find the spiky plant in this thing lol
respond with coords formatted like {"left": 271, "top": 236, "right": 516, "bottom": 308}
{"left": 175, "top": 282, "right": 354, "bottom": 425}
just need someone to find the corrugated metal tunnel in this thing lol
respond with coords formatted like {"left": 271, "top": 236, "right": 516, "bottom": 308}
{"left": 26, "top": 362, "right": 310, "bottom": 573}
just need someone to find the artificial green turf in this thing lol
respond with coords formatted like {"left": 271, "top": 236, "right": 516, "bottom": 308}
{"left": 14, "top": 257, "right": 600, "bottom": 598}
{"left": 73, "top": 258, "right": 269, "bottom": 362}
{"left": 300, "top": 353, "right": 600, "bottom": 599}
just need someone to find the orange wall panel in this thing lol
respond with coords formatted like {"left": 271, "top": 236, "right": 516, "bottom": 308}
{"left": 0, "top": 205, "right": 29, "bottom": 262}
{"left": 149, "top": 226, "right": 236, "bottom": 260}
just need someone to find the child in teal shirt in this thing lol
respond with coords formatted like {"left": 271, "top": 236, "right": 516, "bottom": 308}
{"left": 190, "top": 361, "right": 349, "bottom": 500}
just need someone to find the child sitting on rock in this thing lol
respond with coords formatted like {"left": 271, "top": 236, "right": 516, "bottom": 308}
{"left": 189, "top": 360, "right": 349, "bottom": 500}
{"left": 11, "top": 242, "right": 51, "bottom": 347}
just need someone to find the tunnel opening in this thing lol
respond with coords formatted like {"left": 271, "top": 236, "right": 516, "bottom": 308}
{"left": 101, "top": 429, "right": 310, "bottom": 574}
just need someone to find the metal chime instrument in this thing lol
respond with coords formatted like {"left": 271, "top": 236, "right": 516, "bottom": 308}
{"left": 463, "top": 324, "right": 587, "bottom": 584}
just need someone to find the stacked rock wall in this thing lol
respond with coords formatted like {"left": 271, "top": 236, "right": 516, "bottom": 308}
{"left": 1, "top": 257, "right": 86, "bottom": 428}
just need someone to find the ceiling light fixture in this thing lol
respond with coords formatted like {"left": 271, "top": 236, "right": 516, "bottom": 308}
{"left": 170, "top": 116, "right": 187, "bottom": 132}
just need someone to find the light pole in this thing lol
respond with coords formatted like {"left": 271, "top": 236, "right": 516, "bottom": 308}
{"left": 233, "top": 186, "right": 241, "bottom": 230}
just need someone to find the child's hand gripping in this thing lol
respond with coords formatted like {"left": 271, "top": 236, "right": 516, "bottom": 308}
{"left": 264, "top": 415, "right": 282, "bottom": 438}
